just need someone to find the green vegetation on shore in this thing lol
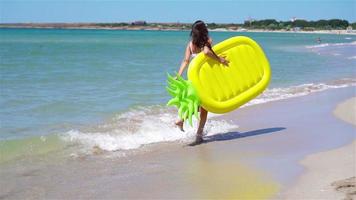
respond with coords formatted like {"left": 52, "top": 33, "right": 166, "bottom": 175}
{"left": 242, "top": 19, "right": 351, "bottom": 31}
{"left": 208, "top": 19, "right": 353, "bottom": 31}
{"left": 0, "top": 19, "right": 354, "bottom": 31}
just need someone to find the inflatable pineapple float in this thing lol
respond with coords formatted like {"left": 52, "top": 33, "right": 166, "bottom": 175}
{"left": 167, "top": 36, "right": 271, "bottom": 125}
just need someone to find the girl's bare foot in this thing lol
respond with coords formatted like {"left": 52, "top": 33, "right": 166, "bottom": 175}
{"left": 188, "top": 135, "right": 204, "bottom": 146}
{"left": 175, "top": 120, "right": 184, "bottom": 132}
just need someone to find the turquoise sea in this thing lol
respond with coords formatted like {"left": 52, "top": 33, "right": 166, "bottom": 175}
{"left": 0, "top": 28, "right": 355, "bottom": 162}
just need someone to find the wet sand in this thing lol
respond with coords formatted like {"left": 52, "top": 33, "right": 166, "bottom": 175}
{"left": 284, "top": 141, "right": 355, "bottom": 200}
{"left": 0, "top": 87, "right": 355, "bottom": 199}
{"left": 284, "top": 97, "right": 355, "bottom": 200}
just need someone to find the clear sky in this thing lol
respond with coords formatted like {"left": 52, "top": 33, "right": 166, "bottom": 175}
{"left": 0, "top": 0, "right": 355, "bottom": 23}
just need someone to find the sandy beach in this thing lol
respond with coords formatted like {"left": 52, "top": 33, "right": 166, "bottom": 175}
{"left": 334, "top": 97, "right": 356, "bottom": 126}
{"left": 0, "top": 86, "right": 355, "bottom": 199}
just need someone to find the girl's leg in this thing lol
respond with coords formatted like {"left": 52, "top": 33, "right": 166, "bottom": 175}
{"left": 175, "top": 119, "right": 184, "bottom": 132}
{"left": 195, "top": 107, "right": 208, "bottom": 142}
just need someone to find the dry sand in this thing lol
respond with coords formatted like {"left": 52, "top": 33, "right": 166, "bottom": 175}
{"left": 334, "top": 97, "right": 356, "bottom": 126}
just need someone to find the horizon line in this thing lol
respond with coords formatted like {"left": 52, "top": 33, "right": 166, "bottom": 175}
{"left": 1, "top": 18, "right": 355, "bottom": 24}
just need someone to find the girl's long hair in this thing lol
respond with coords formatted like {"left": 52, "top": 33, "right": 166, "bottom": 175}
{"left": 190, "top": 20, "right": 218, "bottom": 57}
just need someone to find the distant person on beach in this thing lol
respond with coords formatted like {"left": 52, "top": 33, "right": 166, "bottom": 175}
{"left": 175, "top": 20, "right": 229, "bottom": 145}
{"left": 316, "top": 37, "right": 322, "bottom": 43}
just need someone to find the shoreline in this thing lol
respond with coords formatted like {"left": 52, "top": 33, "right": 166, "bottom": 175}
{"left": 283, "top": 97, "right": 356, "bottom": 199}
{"left": 1, "top": 87, "right": 355, "bottom": 199}
{"left": 333, "top": 97, "right": 356, "bottom": 126}
{"left": 284, "top": 141, "right": 356, "bottom": 200}
{"left": 1, "top": 25, "right": 355, "bottom": 35}
{"left": 0, "top": 79, "right": 354, "bottom": 163}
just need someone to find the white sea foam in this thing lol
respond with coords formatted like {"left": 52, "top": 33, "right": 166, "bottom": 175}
{"left": 248, "top": 79, "right": 355, "bottom": 107}
{"left": 305, "top": 41, "right": 356, "bottom": 49}
{"left": 332, "top": 53, "right": 341, "bottom": 56}
{"left": 305, "top": 41, "right": 356, "bottom": 60}
{"left": 62, "top": 109, "right": 237, "bottom": 152}
{"left": 61, "top": 78, "right": 355, "bottom": 153}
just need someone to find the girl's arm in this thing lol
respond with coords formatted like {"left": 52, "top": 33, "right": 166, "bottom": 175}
{"left": 203, "top": 39, "right": 229, "bottom": 66}
{"left": 177, "top": 43, "right": 192, "bottom": 76}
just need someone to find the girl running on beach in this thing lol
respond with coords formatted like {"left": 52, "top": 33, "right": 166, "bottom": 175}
{"left": 175, "top": 20, "right": 229, "bottom": 145}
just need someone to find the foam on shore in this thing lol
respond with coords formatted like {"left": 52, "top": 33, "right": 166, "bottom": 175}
{"left": 1, "top": 79, "right": 354, "bottom": 162}
{"left": 1, "top": 83, "right": 355, "bottom": 199}
{"left": 62, "top": 79, "right": 355, "bottom": 152}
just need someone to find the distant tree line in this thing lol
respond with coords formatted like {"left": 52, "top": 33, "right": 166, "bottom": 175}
{"left": 95, "top": 23, "right": 130, "bottom": 27}
{"left": 352, "top": 22, "right": 356, "bottom": 29}
{"left": 8, "top": 19, "right": 351, "bottom": 31}
{"left": 242, "top": 19, "right": 351, "bottom": 30}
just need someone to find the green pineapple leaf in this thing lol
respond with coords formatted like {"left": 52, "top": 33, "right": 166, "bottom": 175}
{"left": 166, "top": 73, "right": 201, "bottom": 126}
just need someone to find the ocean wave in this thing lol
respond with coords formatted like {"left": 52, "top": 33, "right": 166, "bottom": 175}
{"left": 3, "top": 78, "right": 354, "bottom": 160}
{"left": 60, "top": 78, "right": 356, "bottom": 153}
{"left": 305, "top": 41, "right": 356, "bottom": 49}
{"left": 61, "top": 108, "right": 237, "bottom": 152}
{"left": 245, "top": 78, "right": 356, "bottom": 107}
